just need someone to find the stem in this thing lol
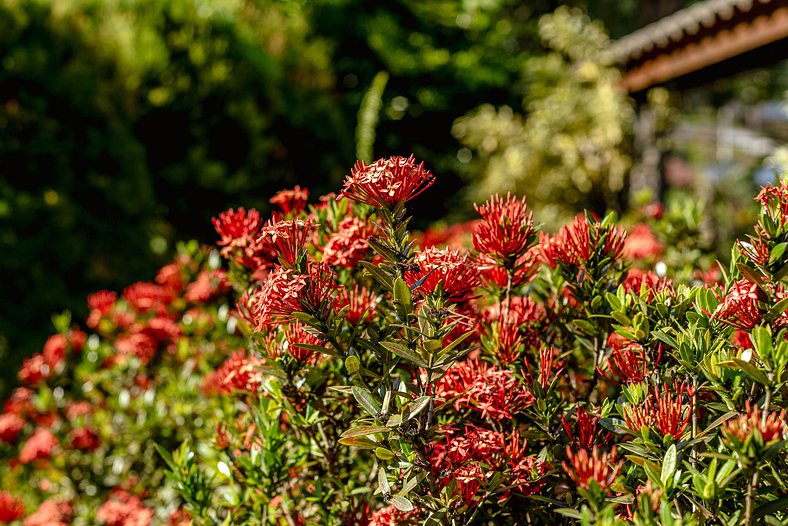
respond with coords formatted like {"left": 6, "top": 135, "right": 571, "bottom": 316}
{"left": 744, "top": 469, "right": 759, "bottom": 526}
{"left": 691, "top": 375, "right": 698, "bottom": 469}
{"left": 762, "top": 373, "right": 773, "bottom": 428}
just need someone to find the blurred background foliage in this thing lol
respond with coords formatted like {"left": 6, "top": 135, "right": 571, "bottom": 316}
{"left": 0, "top": 0, "right": 786, "bottom": 397}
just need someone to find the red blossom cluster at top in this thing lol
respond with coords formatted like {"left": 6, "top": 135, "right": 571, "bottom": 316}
{"left": 338, "top": 155, "right": 435, "bottom": 209}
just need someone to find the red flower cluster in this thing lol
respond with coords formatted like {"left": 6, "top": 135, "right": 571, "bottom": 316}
{"left": 338, "top": 155, "right": 435, "bottom": 208}
{"left": 623, "top": 382, "right": 692, "bottom": 440}
{"left": 622, "top": 223, "right": 662, "bottom": 260}
{"left": 270, "top": 185, "right": 309, "bottom": 215}
{"left": 335, "top": 285, "right": 378, "bottom": 325}
{"left": 323, "top": 216, "right": 376, "bottom": 268}
{"left": 723, "top": 401, "right": 786, "bottom": 445}
{"left": 473, "top": 193, "right": 534, "bottom": 261}
{"left": 97, "top": 490, "right": 153, "bottom": 526}
{"left": 562, "top": 446, "right": 622, "bottom": 491}
{"left": 435, "top": 359, "right": 535, "bottom": 421}
{"left": 598, "top": 342, "right": 648, "bottom": 386}
{"left": 404, "top": 247, "right": 480, "bottom": 303}
{"left": 212, "top": 207, "right": 278, "bottom": 271}
{"left": 541, "top": 214, "right": 627, "bottom": 267}
{"left": 23, "top": 499, "right": 72, "bottom": 526}
{"left": 0, "top": 412, "right": 24, "bottom": 443}
{"left": 562, "top": 407, "right": 611, "bottom": 450}
{"left": 203, "top": 351, "right": 266, "bottom": 395}
{"left": 19, "top": 428, "right": 58, "bottom": 464}
{"left": 713, "top": 280, "right": 762, "bottom": 330}
{"left": 260, "top": 218, "right": 314, "bottom": 268}
{"left": 368, "top": 505, "right": 420, "bottom": 526}
{"left": 0, "top": 492, "right": 24, "bottom": 524}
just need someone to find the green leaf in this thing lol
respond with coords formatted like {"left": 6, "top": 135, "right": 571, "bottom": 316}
{"left": 352, "top": 387, "right": 382, "bottom": 417}
{"left": 554, "top": 508, "right": 584, "bottom": 519}
{"left": 345, "top": 355, "right": 361, "bottom": 374}
{"left": 378, "top": 467, "right": 391, "bottom": 495}
{"left": 380, "top": 341, "right": 429, "bottom": 368}
{"left": 341, "top": 426, "right": 390, "bottom": 438}
{"left": 389, "top": 495, "right": 414, "bottom": 512}
{"left": 661, "top": 444, "right": 677, "bottom": 488}
{"left": 375, "top": 447, "right": 395, "bottom": 460}
{"left": 338, "top": 435, "right": 378, "bottom": 449}
{"left": 406, "top": 396, "right": 431, "bottom": 421}
{"left": 393, "top": 278, "right": 413, "bottom": 316}
{"left": 360, "top": 261, "right": 393, "bottom": 290}
{"left": 764, "top": 296, "right": 788, "bottom": 324}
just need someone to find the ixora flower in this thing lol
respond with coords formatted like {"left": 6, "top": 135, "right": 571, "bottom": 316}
{"left": 338, "top": 155, "right": 435, "bottom": 208}
{"left": 713, "top": 279, "right": 762, "bottom": 330}
{"left": 597, "top": 342, "right": 648, "bottom": 386}
{"left": 540, "top": 214, "right": 627, "bottom": 268}
{"left": 472, "top": 193, "right": 535, "bottom": 261}
{"left": 253, "top": 262, "right": 337, "bottom": 327}
{"left": 404, "top": 247, "right": 481, "bottom": 303}
{"left": 561, "top": 407, "right": 611, "bottom": 450}
{"left": 23, "top": 499, "right": 72, "bottom": 526}
{"left": 562, "top": 446, "right": 622, "bottom": 491}
{"left": 269, "top": 185, "right": 309, "bottom": 215}
{"left": 722, "top": 401, "right": 787, "bottom": 449}
{"left": 97, "top": 490, "right": 153, "bottom": 526}
{"left": 323, "top": 216, "right": 376, "bottom": 268}
{"left": 259, "top": 218, "right": 314, "bottom": 268}
{"left": 19, "top": 428, "right": 58, "bottom": 464}
{"left": 0, "top": 492, "right": 24, "bottom": 523}
{"left": 0, "top": 412, "right": 24, "bottom": 443}
{"left": 622, "top": 382, "right": 692, "bottom": 440}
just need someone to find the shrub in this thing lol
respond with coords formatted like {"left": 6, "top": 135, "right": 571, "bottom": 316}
{"left": 2, "top": 155, "right": 788, "bottom": 525}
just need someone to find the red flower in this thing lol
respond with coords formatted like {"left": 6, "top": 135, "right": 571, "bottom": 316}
{"left": 0, "top": 492, "right": 24, "bottom": 523}
{"left": 253, "top": 267, "right": 308, "bottom": 326}
{"left": 115, "top": 333, "right": 158, "bottom": 365}
{"left": 184, "top": 270, "right": 228, "bottom": 303}
{"left": 270, "top": 185, "right": 309, "bottom": 215}
{"left": 368, "top": 505, "right": 420, "bottom": 526}
{"left": 723, "top": 401, "right": 786, "bottom": 445}
{"left": 713, "top": 280, "right": 762, "bottom": 330}
{"left": 622, "top": 382, "right": 691, "bottom": 440}
{"left": 260, "top": 218, "right": 314, "bottom": 268}
{"left": 622, "top": 269, "right": 672, "bottom": 301}
{"left": 71, "top": 426, "right": 100, "bottom": 451}
{"left": 597, "top": 342, "right": 648, "bottom": 386}
{"left": 562, "top": 446, "right": 622, "bottom": 491}
{"left": 23, "top": 499, "right": 72, "bottom": 526}
{"left": 562, "top": 407, "right": 611, "bottom": 450}
{"left": 204, "top": 351, "right": 266, "bottom": 395}
{"left": 338, "top": 155, "right": 435, "bottom": 208}
{"left": 123, "top": 282, "right": 171, "bottom": 314}
{"left": 18, "top": 354, "right": 50, "bottom": 385}
{"left": 754, "top": 180, "right": 788, "bottom": 227}
{"left": 0, "top": 413, "right": 24, "bottom": 443}
{"left": 541, "top": 214, "right": 626, "bottom": 268}
{"left": 472, "top": 193, "right": 534, "bottom": 261}
{"left": 404, "top": 247, "right": 480, "bottom": 303}
{"left": 737, "top": 234, "right": 771, "bottom": 266}
{"left": 322, "top": 216, "right": 374, "bottom": 268}
{"left": 622, "top": 223, "right": 662, "bottom": 260}
{"left": 482, "top": 318, "right": 523, "bottom": 364}
{"left": 87, "top": 290, "right": 117, "bottom": 328}
{"left": 335, "top": 285, "right": 378, "bottom": 325}
{"left": 97, "top": 490, "right": 153, "bottom": 526}
{"left": 465, "top": 367, "right": 534, "bottom": 421}
{"left": 213, "top": 207, "right": 264, "bottom": 251}
{"left": 284, "top": 321, "right": 326, "bottom": 363}
{"left": 19, "top": 428, "right": 58, "bottom": 464}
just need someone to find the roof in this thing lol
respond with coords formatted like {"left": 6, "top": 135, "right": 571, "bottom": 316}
{"left": 612, "top": 0, "right": 788, "bottom": 93}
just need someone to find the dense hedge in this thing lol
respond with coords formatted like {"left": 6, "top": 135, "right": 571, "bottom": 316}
{"left": 2, "top": 156, "right": 787, "bottom": 525}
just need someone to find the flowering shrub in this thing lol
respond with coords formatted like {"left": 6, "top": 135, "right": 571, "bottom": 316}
{"left": 2, "top": 155, "right": 788, "bottom": 525}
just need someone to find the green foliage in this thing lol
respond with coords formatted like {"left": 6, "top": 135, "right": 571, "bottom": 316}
{"left": 453, "top": 6, "right": 633, "bottom": 224}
